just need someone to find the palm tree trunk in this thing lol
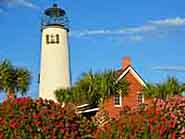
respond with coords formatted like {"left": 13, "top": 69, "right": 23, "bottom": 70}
{"left": 7, "top": 88, "right": 16, "bottom": 100}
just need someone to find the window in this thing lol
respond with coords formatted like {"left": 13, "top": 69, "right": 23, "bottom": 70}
{"left": 46, "top": 35, "right": 49, "bottom": 44}
{"left": 137, "top": 93, "right": 144, "bottom": 105}
{"left": 46, "top": 34, "right": 60, "bottom": 44}
{"left": 56, "top": 34, "right": 60, "bottom": 44}
{"left": 114, "top": 94, "right": 122, "bottom": 107}
{"left": 50, "top": 35, "right": 55, "bottom": 43}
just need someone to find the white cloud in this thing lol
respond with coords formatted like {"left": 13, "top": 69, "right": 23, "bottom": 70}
{"left": 152, "top": 66, "right": 185, "bottom": 72}
{"left": 79, "top": 29, "right": 116, "bottom": 36}
{"left": 0, "top": 0, "right": 39, "bottom": 9}
{"left": 70, "top": 16, "right": 185, "bottom": 43}
{"left": 70, "top": 29, "right": 124, "bottom": 37}
{"left": 129, "top": 35, "right": 143, "bottom": 42}
{"left": 149, "top": 17, "right": 185, "bottom": 26}
{"left": 17, "top": 0, "right": 39, "bottom": 9}
{"left": 70, "top": 25, "right": 157, "bottom": 37}
{"left": 121, "top": 25, "right": 156, "bottom": 33}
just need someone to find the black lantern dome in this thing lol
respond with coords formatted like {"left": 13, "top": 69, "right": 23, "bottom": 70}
{"left": 42, "top": 4, "right": 69, "bottom": 29}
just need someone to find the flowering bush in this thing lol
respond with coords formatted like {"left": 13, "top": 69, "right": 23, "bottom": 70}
{"left": 1, "top": 96, "right": 184, "bottom": 139}
{"left": 0, "top": 97, "right": 96, "bottom": 139}
{"left": 96, "top": 96, "right": 185, "bottom": 139}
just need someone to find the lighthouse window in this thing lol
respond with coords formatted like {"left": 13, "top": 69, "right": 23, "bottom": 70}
{"left": 46, "top": 34, "right": 60, "bottom": 44}
{"left": 46, "top": 35, "right": 49, "bottom": 44}
{"left": 56, "top": 34, "right": 59, "bottom": 44}
{"left": 50, "top": 35, "right": 55, "bottom": 43}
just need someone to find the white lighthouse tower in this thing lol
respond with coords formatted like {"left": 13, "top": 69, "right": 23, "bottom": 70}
{"left": 39, "top": 4, "right": 71, "bottom": 101}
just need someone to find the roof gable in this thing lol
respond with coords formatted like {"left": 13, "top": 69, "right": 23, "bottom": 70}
{"left": 116, "top": 66, "right": 146, "bottom": 86}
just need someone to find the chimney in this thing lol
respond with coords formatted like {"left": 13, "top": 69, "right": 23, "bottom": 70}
{"left": 122, "top": 56, "right": 131, "bottom": 69}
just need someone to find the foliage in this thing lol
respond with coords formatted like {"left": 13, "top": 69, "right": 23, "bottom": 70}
{"left": 0, "top": 60, "right": 31, "bottom": 99}
{"left": 0, "top": 96, "right": 185, "bottom": 138}
{"left": 55, "top": 71, "right": 128, "bottom": 106}
{"left": 0, "top": 97, "right": 96, "bottom": 139}
{"left": 96, "top": 96, "right": 185, "bottom": 139}
{"left": 143, "top": 77, "right": 185, "bottom": 100}
{"left": 55, "top": 87, "right": 88, "bottom": 105}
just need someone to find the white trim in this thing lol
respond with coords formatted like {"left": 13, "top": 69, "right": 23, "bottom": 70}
{"left": 77, "top": 108, "right": 99, "bottom": 114}
{"left": 142, "top": 94, "right": 144, "bottom": 103}
{"left": 114, "top": 94, "right": 122, "bottom": 107}
{"left": 116, "top": 66, "right": 146, "bottom": 86}
{"left": 77, "top": 104, "right": 89, "bottom": 108}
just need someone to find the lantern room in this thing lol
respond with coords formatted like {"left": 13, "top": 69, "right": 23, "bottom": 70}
{"left": 41, "top": 4, "right": 69, "bottom": 29}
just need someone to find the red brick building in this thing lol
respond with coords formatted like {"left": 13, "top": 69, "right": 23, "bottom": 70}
{"left": 103, "top": 57, "right": 151, "bottom": 118}
{"left": 79, "top": 56, "right": 152, "bottom": 119}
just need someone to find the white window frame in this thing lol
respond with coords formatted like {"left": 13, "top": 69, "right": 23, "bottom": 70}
{"left": 142, "top": 94, "right": 144, "bottom": 103}
{"left": 137, "top": 92, "right": 144, "bottom": 104}
{"left": 114, "top": 93, "right": 122, "bottom": 107}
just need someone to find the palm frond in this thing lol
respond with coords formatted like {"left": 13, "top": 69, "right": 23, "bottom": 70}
{"left": 0, "top": 60, "right": 31, "bottom": 98}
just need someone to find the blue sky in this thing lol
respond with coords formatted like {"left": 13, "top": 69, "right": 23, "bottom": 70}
{"left": 1, "top": 0, "right": 185, "bottom": 101}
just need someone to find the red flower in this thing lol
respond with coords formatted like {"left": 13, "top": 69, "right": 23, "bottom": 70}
{"left": 0, "top": 132, "right": 4, "bottom": 139}
{"left": 169, "top": 120, "right": 176, "bottom": 128}
{"left": 15, "top": 97, "right": 30, "bottom": 104}
{"left": 148, "top": 118, "right": 154, "bottom": 124}
{"left": 171, "top": 132, "right": 176, "bottom": 139}
{"left": 56, "top": 122, "right": 64, "bottom": 128}
{"left": 34, "top": 121, "right": 41, "bottom": 126}
{"left": 43, "top": 126, "right": 49, "bottom": 131}
{"left": 160, "top": 126, "right": 167, "bottom": 135}
{"left": 9, "top": 120, "right": 19, "bottom": 129}
{"left": 32, "top": 114, "right": 40, "bottom": 119}
{"left": 180, "top": 127, "right": 185, "bottom": 134}
{"left": 60, "top": 128, "right": 65, "bottom": 134}
{"left": 0, "top": 118, "right": 4, "bottom": 125}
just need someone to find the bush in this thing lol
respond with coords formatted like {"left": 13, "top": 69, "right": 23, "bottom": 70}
{"left": 0, "top": 97, "right": 96, "bottom": 139}
{"left": 1, "top": 96, "right": 184, "bottom": 139}
{"left": 96, "top": 96, "right": 185, "bottom": 139}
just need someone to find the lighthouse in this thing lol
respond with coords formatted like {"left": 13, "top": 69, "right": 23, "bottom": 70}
{"left": 39, "top": 4, "right": 71, "bottom": 101}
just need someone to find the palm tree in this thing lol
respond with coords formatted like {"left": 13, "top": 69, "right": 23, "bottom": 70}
{"left": 55, "top": 72, "right": 100, "bottom": 106}
{"left": 55, "top": 70, "right": 129, "bottom": 106}
{"left": 165, "top": 77, "right": 185, "bottom": 97}
{"left": 0, "top": 60, "right": 31, "bottom": 99}
{"left": 143, "top": 77, "right": 185, "bottom": 100}
{"left": 75, "top": 71, "right": 102, "bottom": 105}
